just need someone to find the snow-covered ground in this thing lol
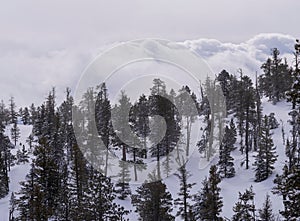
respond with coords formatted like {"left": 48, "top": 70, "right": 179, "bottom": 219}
{"left": 0, "top": 124, "right": 32, "bottom": 220}
{"left": 0, "top": 99, "right": 291, "bottom": 220}
{"left": 122, "top": 99, "right": 291, "bottom": 220}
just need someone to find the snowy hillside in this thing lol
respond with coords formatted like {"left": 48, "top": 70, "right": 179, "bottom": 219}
{"left": 0, "top": 35, "right": 299, "bottom": 220}
{"left": 0, "top": 99, "right": 292, "bottom": 220}
{"left": 112, "top": 98, "right": 291, "bottom": 220}
{"left": 0, "top": 125, "right": 32, "bottom": 220}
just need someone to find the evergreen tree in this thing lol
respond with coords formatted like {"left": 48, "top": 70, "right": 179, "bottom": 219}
{"left": 16, "top": 145, "right": 29, "bottom": 164}
{"left": 218, "top": 125, "right": 236, "bottom": 178}
{"left": 32, "top": 137, "right": 61, "bottom": 218}
{"left": 95, "top": 83, "right": 113, "bottom": 175}
{"left": 0, "top": 120, "right": 9, "bottom": 198}
{"left": 197, "top": 87, "right": 211, "bottom": 157}
{"left": 9, "top": 192, "right": 16, "bottom": 221}
{"left": 85, "top": 169, "right": 129, "bottom": 220}
{"left": 175, "top": 86, "right": 198, "bottom": 157}
{"left": 268, "top": 113, "right": 279, "bottom": 129}
{"left": 21, "top": 107, "right": 30, "bottom": 125}
{"left": 115, "top": 161, "right": 131, "bottom": 200}
{"left": 273, "top": 165, "right": 300, "bottom": 220}
{"left": 193, "top": 165, "right": 223, "bottom": 220}
{"left": 148, "top": 79, "right": 181, "bottom": 178}
{"left": 193, "top": 178, "right": 210, "bottom": 220}
{"left": 286, "top": 39, "right": 300, "bottom": 109}
{"left": 259, "top": 48, "right": 293, "bottom": 103}
{"left": 30, "top": 103, "right": 37, "bottom": 125}
{"left": 258, "top": 193, "right": 275, "bottom": 221}
{"left": 10, "top": 121, "right": 20, "bottom": 146}
{"left": 111, "top": 91, "right": 132, "bottom": 162}
{"left": 26, "top": 134, "right": 34, "bottom": 150}
{"left": 287, "top": 109, "right": 300, "bottom": 168}
{"left": 217, "top": 70, "right": 234, "bottom": 111}
{"left": 132, "top": 180, "right": 174, "bottom": 221}
{"left": 133, "top": 94, "right": 150, "bottom": 158}
{"left": 232, "top": 186, "right": 256, "bottom": 221}
{"left": 17, "top": 163, "right": 48, "bottom": 220}
{"left": 68, "top": 144, "right": 89, "bottom": 220}
{"left": 9, "top": 96, "right": 17, "bottom": 124}
{"left": 174, "top": 163, "right": 196, "bottom": 221}
{"left": 0, "top": 100, "right": 9, "bottom": 125}
{"left": 202, "top": 77, "right": 221, "bottom": 160}
{"left": 231, "top": 71, "right": 256, "bottom": 169}
{"left": 253, "top": 72, "right": 263, "bottom": 152}
{"left": 229, "top": 118, "right": 237, "bottom": 146}
{"left": 254, "top": 115, "right": 278, "bottom": 182}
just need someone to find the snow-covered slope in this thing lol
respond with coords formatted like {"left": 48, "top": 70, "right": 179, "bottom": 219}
{"left": 119, "top": 98, "right": 291, "bottom": 220}
{"left": 0, "top": 99, "right": 291, "bottom": 220}
{"left": 0, "top": 124, "right": 32, "bottom": 220}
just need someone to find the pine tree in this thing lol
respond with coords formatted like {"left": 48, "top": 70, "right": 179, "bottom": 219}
{"left": 0, "top": 100, "right": 9, "bottom": 125}
{"left": 132, "top": 180, "right": 174, "bottom": 221}
{"left": 32, "top": 137, "right": 61, "bottom": 217}
{"left": 175, "top": 86, "right": 198, "bottom": 157}
{"left": 148, "top": 79, "right": 181, "bottom": 178}
{"left": 21, "top": 107, "right": 30, "bottom": 125}
{"left": 80, "top": 87, "right": 106, "bottom": 169}
{"left": 193, "top": 178, "right": 210, "bottom": 220}
{"left": 202, "top": 77, "right": 221, "bottom": 161}
{"left": 0, "top": 120, "right": 9, "bottom": 198}
{"left": 16, "top": 145, "right": 29, "bottom": 164}
{"left": 133, "top": 94, "right": 150, "bottom": 158}
{"left": 174, "top": 163, "right": 196, "bottom": 221}
{"left": 30, "top": 103, "right": 37, "bottom": 125}
{"left": 232, "top": 71, "right": 256, "bottom": 169}
{"left": 197, "top": 86, "right": 211, "bottom": 157}
{"left": 111, "top": 90, "right": 132, "bottom": 162}
{"left": 17, "top": 163, "right": 48, "bottom": 220}
{"left": 273, "top": 165, "right": 300, "bottom": 220}
{"left": 258, "top": 193, "right": 275, "bottom": 221}
{"left": 254, "top": 115, "right": 278, "bottom": 182}
{"left": 229, "top": 118, "right": 237, "bottom": 146}
{"left": 26, "top": 134, "right": 34, "bottom": 150}
{"left": 253, "top": 72, "right": 263, "bottom": 152}
{"left": 115, "top": 160, "right": 131, "bottom": 200}
{"left": 286, "top": 39, "right": 300, "bottom": 109}
{"left": 9, "top": 96, "right": 17, "bottom": 124}
{"left": 11, "top": 121, "right": 20, "bottom": 146}
{"left": 218, "top": 125, "right": 236, "bottom": 178}
{"left": 193, "top": 165, "right": 223, "bottom": 220}
{"left": 288, "top": 110, "right": 299, "bottom": 166}
{"left": 232, "top": 186, "right": 256, "bottom": 221}
{"left": 259, "top": 48, "right": 293, "bottom": 103}
{"left": 85, "top": 169, "right": 129, "bottom": 220}
{"left": 9, "top": 192, "right": 16, "bottom": 221}
{"left": 95, "top": 83, "right": 113, "bottom": 175}
{"left": 217, "top": 70, "right": 234, "bottom": 111}
{"left": 68, "top": 144, "right": 89, "bottom": 220}
{"left": 268, "top": 113, "right": 279, "bottom": 129}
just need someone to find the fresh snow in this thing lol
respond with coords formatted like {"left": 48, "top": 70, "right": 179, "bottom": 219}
{"left": 121, "top": 98, "right": 291, "bottom": 220}
{"left": 0, "top": 99, "right": 291, "bottom": 220}
{"left": 0, "top": 124, "right": 33, "bottom": 220}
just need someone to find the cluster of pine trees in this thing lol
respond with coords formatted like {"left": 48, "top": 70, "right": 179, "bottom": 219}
{"left": 0, "top": 40, "right": 299, "bottom": 220}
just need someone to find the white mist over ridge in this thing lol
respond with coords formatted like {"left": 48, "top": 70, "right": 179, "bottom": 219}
{"left": 182, "top": 33, "right": 296, "bottom": 77}
{"left": 0, "top": 33, "right": 296, "bottom": 107}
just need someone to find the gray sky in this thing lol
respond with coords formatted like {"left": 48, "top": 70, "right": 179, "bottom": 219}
{"left": 0, "top": 0, "right": 299, "bottom": 107}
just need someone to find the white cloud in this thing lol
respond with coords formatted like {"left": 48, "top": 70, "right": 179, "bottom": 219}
{"left": 1, "top": 1, "right": 299, "bottom": 107}
{"left": 0, "top": 33, "right": 297, "bottom": 107}
{"left": 183, "top": 33, "right": 296, "bottom": 78}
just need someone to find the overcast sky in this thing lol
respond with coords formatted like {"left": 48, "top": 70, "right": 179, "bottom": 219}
{"left": 0, "top": 0, "right": 299, "bottom": 107}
